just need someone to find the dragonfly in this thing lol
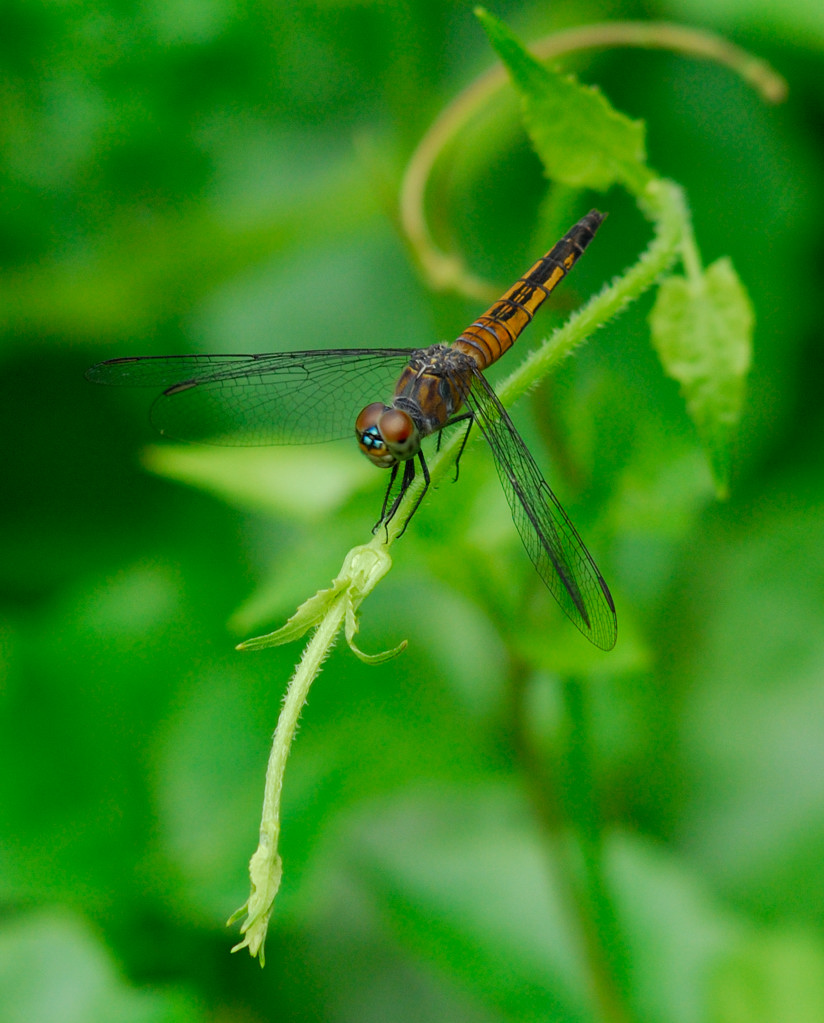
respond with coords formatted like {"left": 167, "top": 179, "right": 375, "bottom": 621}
{"left": 87, "top": 209, "right": 617, "bottom": 650}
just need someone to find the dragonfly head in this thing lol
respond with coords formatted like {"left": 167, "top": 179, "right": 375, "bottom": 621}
{"left": 355, "top": 402, "right": 420, "bottom": 467}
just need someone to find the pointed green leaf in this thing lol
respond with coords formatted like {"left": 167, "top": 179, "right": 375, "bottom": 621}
{"left": 476, "top": 9, "right": 652, "bottom": 196}
{"left": 649, "top": 258, "right": 754, "bottom": 497}
{"left": 236, "top": 580, "right": 345, "bottom": 651}
{"left": 235, "top": 542, "right": 401, "bottom": 655}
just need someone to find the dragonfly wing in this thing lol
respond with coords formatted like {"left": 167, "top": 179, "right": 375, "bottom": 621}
{"left": 87, "top": 350, "right": 414, "bottom": 445}
{"left": 462, "top": 368, "right": 617, "bottom": 650}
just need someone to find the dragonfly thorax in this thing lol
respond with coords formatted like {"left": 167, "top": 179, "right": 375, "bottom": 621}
{"left": 355, "top": 402, "right": 421, "bottom": 468}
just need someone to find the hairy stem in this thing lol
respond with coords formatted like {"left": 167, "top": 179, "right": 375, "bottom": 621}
{"left": 230, "top": 592, "right": 347, "bottom": 964}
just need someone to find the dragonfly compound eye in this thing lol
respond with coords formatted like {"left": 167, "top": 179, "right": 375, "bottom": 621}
{"left": 376, "top": 408, "right": 419, "bottom": 460}
{"left": 355, "top": 404, "right": 420, "bottom": 467}
{"left": 356, "top": 402, "right": 395, "bottom": 467}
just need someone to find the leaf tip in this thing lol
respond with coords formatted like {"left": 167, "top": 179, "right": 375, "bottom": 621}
{"left": 349, "top": 637, "right": 408, "bottom": 665}
{"left": 474, "top": 7, "right": 510, "bottom": 47}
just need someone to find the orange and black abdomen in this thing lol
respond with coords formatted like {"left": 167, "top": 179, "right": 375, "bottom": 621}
{"left": 452, "top": 209, "right": 604, "bottom": 370}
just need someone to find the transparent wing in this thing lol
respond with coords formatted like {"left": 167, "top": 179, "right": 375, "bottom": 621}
{"left": 462, "top": 368, "right": 617, "bottom": 650}
{"left": 87, "top": 350, "right": 415, "bottom": 445}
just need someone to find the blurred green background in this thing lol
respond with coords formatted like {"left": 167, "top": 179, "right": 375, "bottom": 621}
{"left": 2, "top": 0, "right": 823, "bottom": 1021}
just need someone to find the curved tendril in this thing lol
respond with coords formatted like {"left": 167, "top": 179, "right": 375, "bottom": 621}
{"left": 400, "top": 20, "right": 787, "bottom": 299}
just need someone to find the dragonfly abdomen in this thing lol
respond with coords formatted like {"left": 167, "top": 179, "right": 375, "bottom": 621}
{"left": 451, "top": 209, "right": 605, "bottom": 370}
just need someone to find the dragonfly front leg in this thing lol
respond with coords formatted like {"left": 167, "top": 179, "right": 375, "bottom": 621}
{"left": 374, "top": 452, "right": 431, "bottom": 539}
{"left": 373, "top": 459, "right": 414, "bottom": 538}
{"left": 373, "top": 462, "right": 404, "bottom": 539}
{"left": 393, "top": 452, "right": 431, "bottom": 538}
{"left": 376, "top": 462, "right": 401, "bottom": 528}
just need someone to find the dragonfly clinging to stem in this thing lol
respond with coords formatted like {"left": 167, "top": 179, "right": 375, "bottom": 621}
{"left": 87, "top": 209, "right": 616, "bottom": 650}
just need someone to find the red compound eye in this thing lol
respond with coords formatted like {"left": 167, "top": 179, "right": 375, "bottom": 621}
{"left": 355, "top": 402, "right": 387, "bottom": 436}
{"left": 378, "top": 409, "right": 414, "bottom": 444}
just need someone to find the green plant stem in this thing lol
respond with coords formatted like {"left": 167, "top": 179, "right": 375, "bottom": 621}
{"left": 506, "top": 661, "right": 632, "bottom": 1023}
{"left": 230, "top": 591, "right": 347, "bottom": 965}
{"left": 677, "top": 205, "right": 705, "bottom": 286}
{"left": 561, "top": 677, "right": 632, "bottom": 1022}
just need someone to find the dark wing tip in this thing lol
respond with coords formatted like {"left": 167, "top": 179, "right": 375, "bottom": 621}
{"left": 584, "top": 572, "right": 617, "bottom": 651}
{"left": 560, "top": 563, "right": 618, "bottom": 652}
{"left": 593, "top": 617, "right": 618, "bottom": 651}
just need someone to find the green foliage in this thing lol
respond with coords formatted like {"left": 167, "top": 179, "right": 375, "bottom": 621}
{"left": 477, "top": 9, "right": 652, "bottom": 196}
{"left": 0, "top": 912, "right": 204, "bottom": 1023}
{"left": 475, "top": 9, "right": 752, "bottom": 504}
{"left": 650, "top": 258, "right": 754, "bottom": 496}
{"left": 1, "top": 1, "right": 823, "bottom": 1021}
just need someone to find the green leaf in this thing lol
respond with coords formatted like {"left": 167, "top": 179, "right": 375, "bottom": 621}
{"left": 0, "top": 910, "right": 205, "bottom": 1023}
{"left": 142, "top": 444, "right": 373, "bottom": 518}
{"left": 649, "top": 257, "right": 754, "bottom": 497}
{"left": 235, "top": 581, "right": 346, "bottom": 651}
{"left": 476, "top": 8, "right": 652, "bottom": 196}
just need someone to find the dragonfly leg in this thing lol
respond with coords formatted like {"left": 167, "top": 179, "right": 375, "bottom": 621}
{"left": 445, "top": 413, "right": 474, "bottom": 482}
{"left": 393, "top": 452, "right": 430, "bottom": 539}
{"left": 373, "top": 463, "right": 402, "bottom": 538}
{"left": 381, "top": 458, "right": 416, "bottom": 527}
{"left": 375, "top": 452, "right": 431, "bottom": 539}
{"left": 376, "top": 463, "right": 400, "bottom": 527}
{"left": 374, "top": 459, "right": 416, "bottom": 536}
